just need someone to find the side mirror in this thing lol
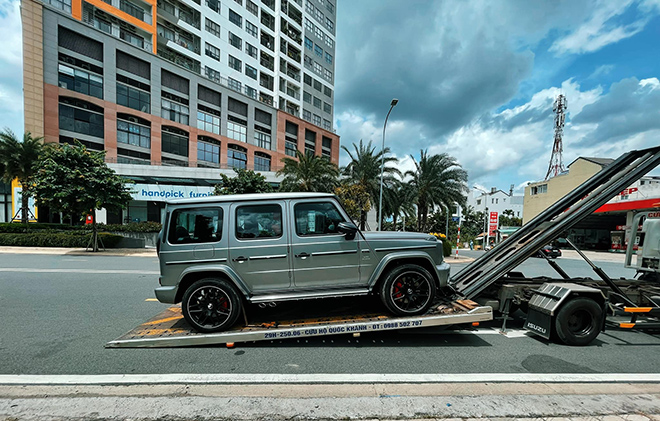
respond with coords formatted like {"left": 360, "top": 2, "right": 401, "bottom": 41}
{"left": 338, "top": 222, "right": 358, "bottom": 240}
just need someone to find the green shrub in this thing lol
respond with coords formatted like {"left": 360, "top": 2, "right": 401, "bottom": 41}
{"left": 442, "top": 239, "right": 453, "bottom": 257}
{"left": 100, "top": 221, "right": 162, "bottom": 233}
{"left": 0, "top": 232, "right": 123, "bottom": 248}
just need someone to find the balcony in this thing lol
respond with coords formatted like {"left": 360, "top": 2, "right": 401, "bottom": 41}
{"left": 157, "top": 0, "right": 200, "bottom": 29}
{"left": 158, "top": 47, "right": 201, "bottom": 73}
{"left": 158, "top": 23, "right": 200, "bottom": 54}
{"left": 120, "top": 0, "right": 152, "bottom": 24}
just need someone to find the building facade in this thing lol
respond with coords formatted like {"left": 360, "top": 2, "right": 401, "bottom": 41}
{"left": 523, "top": 157, "right": 660, "bottom": 251}
{"left": 468, "top": 188, "right": 524, "bottom": 218}
{"left": 20, "top": 0, "right": 339, "bottom": 224}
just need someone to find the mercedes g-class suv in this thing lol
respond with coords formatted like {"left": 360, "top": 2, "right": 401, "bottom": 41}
{"left": 155, "top": 192, "right": 450, "bottom": 332}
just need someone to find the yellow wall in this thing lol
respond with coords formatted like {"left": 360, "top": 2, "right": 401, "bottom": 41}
{"left": 522, "top": 159, "right": 604, "bottom": 223}
{"left": 11, "top": 179, "right": 38, "bottom": 222}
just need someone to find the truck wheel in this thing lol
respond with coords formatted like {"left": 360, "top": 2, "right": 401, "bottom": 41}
{"left": 554, "top": 297, "right": 602, "bottom": 346}
{"left": 380, "top": 264, "right": 437, "bottom": 316}
{"left": 182, "top": 278, "right": 242, "bottom": 333}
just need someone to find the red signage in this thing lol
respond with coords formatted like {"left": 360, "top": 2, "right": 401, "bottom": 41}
{"left": 488, "top": 211, "right": 498, "bottom": 236}
{"left": 619, "top": 187, "right": 638, "bottom": 196}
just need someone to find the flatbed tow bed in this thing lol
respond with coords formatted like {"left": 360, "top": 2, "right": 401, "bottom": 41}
{"left": 106, "top": 300, "right": 492, "bottom": 348}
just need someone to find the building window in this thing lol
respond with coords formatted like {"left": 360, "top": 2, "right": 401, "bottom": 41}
{"left": 246, "top": 42, "right": 258, "bottom": 58}
{"left": 324, "top": 36, "right": 333, "bottom": 49}
{"left": 325, "top": 17, "right": 334, "bottom": 31}
{"left": 205, "top": 43, "right": 220, "bottom": 61}
{"left": 323, "top": 85, "right": 332, "bottom": 97}
{"left": 117, "top": 118, "right": 150, "bottom": 149}
{"left": 302, "top": 109, "right": 312, "bottom": 122}
{"left": 313, "top": 114, "right": 321, "bottom": 126}
{"left": 58, "top": 64, "right": 103, "bottom": 99}
{"left": 323, "top": 119, "right": 331, "bottom": 131}
{"left": 314, "top": 44, "right": 323, "bottom": 57}
{"left": 245, "top": 64, "right": 258, "bottom": 80}
{"left": 228, "top": 144, "right": 247, "bottom": 169}
{"left": 197, "top": 106, "right": 221, "bottom": 134}
{"left": 246, "top": 0, "right": 258, "bottom": 16}
{"left": 246, "top": 20, "right": 258, "bottom": 37}
{"left": 323, "top": 102, "right": 331, "bottom": 113}
{"left": 254, "top": 152, "right": 271, "bottom": 171}
{"left": 313, "top": 61, "right": 322, "bottom": 74}
{"left": 304, "top": 37, "right": 313, "bottom": 50}
{"left": 304, "top": 73, "right": 312, "bottom": 86}
{"left": 205, "top": 66, "right": 221, "bottom": 83}
{"left": 227, "top": 118, "right": 247, "bottom": 142}
{"left": 254, "top": 130, "right": 271, "bottom": 149}
{"left": 58, "top": 98, "right": 104, "bottom": 138}
{"left": 228, "top": 77, "right": 242, "bottom": 92}
{"left": 228, "top": 55, "right": 242, "bottom": 71}
{"left": 117, "top": 82, "right": 150, "bottom": 113}
{"left": 162, "top": 128, "right": 189, "bottom": 157}
{"left": 229, "top": 32, "right": 242, "bottom": 49}
{"left": 261, "top": 10, "right": 275, "bottom": 31}
{"left": 206, "top": 0, "right": 220, "bottom": 13}
{"left": 245, "top": 86, "right": 257, "bottom": 99}
{"left": 531, "top": 184, "right": 548, "bottom": 195}
{"left": 303, "top": 91, "right": 311, "bottom": 103}
{"left": 325, "top": 52, "right": 332, "bottom": 64}
{"left": 313, "top": 96, "right": 322, "bottom": 109}
{"left": 229, "top": 9, "right": 242, "bottom": 27}
{"left": 323, "top": 68, "right": 332, "bottom": 82}
{"left": 197, "top": 139, "right": 220, "bottom": 164}
{"left": 205, "top": 18, "right": 221, "bottom": 37}
{"left": 161, "top": 94, "right": 189, "bottom": 125}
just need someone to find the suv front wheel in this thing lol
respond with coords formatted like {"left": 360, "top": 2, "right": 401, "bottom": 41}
{"left": 379, "top": 264, "right": 437, "bottom": 316}
{"left": 182, "top": 278, "right": 242, "bottom": 333}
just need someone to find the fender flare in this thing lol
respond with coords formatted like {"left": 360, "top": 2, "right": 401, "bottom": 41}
{"left": 367, "top": 251, "right": 439, "bottom": 289}
{"left": 177, "top": 264, "right": 251, "bottom": 297}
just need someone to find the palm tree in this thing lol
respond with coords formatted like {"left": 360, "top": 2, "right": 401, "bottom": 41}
{"left": 277, "top": 150, "right": 339, "bottom": 193}
{"left": 0, "top": 129, "right": 44, "bottom": 222}
{"left": 406, "top": 150, "right": 468, "bottom": 232}
{"left": 341, "top": 140, "right": 401, "bottom": 229}
{"left": 382, "top": 180, "right": 415, "bottom": 231}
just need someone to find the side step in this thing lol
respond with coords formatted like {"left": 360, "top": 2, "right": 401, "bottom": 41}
{"left": 106, "top": 302, "right": 493, "bottom": 348}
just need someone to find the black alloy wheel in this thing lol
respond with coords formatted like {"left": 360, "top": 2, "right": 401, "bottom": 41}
{"left": 554, "top": 297, "right": 603, "bottom": 346}
{"left": 182, "top": 278, "right": 242, "bottom": 333}
{"left": 380, "top": 264, "right": 437, "bottom": 316}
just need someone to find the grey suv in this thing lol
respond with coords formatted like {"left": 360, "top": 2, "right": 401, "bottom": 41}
{"left": 155, "top": 192, "right": 450, "bottom": 332}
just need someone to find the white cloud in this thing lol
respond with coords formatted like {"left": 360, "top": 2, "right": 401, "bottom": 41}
{"left": 550, "top": 0, "right": 648, "bottom": 54}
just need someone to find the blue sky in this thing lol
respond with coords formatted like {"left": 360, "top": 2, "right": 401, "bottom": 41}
{"left": 1, "top": 0, "right": 660, "bottom": 194}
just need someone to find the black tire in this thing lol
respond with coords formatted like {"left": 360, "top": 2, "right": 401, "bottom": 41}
{"left": 554, "top": 297, "right": 602, "bottom": 346}
{"left": 379, "top": 264, "right": 437, "bottom": 316}
{"left": 182, "top": 278, "right": 243, "bottom": 333}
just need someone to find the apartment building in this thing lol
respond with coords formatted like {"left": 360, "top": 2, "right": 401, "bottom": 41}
{"left": 20, "top": 0, "right": 339, "bottom": 224}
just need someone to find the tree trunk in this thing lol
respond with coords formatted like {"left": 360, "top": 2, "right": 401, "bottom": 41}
{"left": 21, "top": 184, "right": 29, "bottom": 224}
{"left": 392, "top": 213, "right": 398, "bottom": 231}
{"left": 359, "top": 210, "right": 366, "bottom": 231}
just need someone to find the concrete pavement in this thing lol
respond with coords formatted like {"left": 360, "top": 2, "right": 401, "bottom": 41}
{"left": 1, "top": 382, "right": 660, "bottom": 420}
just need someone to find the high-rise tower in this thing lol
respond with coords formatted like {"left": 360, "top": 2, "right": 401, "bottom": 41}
{"left": 545, "top": 94, "right": 567, "bottom": 180}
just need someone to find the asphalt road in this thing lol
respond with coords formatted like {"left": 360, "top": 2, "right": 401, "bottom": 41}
{"left": 1, "top": 252, "right": 659, "bottom": 375}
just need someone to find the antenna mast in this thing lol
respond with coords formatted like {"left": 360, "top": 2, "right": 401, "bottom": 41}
{"left": 545, "top": 94, "right": 567, "bottom": 180}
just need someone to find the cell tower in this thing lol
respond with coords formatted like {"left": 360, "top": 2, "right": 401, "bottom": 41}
{"left": 545, "top": 94, "right": 567, "bottom": 180}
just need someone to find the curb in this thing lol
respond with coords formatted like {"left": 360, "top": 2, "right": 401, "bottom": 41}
{"left": 0, "top": 246, "right": 157, "bottom": 256}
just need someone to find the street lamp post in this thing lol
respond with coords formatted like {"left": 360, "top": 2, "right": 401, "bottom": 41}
{"left": 378, "top": 98, "right": 399, "bottom": 231}
{"left": 441, "top": 203, "right": 449, "bottom": 237}
{"left": 474, "top": 186, "right": 491, "bottom": 249}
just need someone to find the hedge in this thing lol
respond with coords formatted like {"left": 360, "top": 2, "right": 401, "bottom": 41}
{"left": 442, "top": 239, "right": 453, "bottom": 257}
{"left": 0, "top": 221, "right": 162, "bottom": 234}
{"left": 0, "top": 232, "right": 124, "bottom": 248}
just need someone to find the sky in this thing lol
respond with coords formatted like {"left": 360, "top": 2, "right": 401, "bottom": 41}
{"left": 1, "top": 0, "right": 660, "bottom": 194}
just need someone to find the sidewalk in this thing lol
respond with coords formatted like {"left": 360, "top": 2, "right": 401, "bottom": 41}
{"left": 1, "top": 381, "right": 659, "bottom": 420}
{"left": 0, "top": 246, "right": 157, "bottom": 256}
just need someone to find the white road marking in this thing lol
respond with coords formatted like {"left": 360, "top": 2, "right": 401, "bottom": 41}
{"left": 0, "top": 268, "right": 159, "bottom": 274}
{"left": 1, "top": 373, "right": 659, "bottom": 385}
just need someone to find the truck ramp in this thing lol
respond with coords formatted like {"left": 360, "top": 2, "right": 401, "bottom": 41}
{"left": 451, "top": 146, "right": 660, "bottom": 299}
{"left": 106, "top": 300, "right": 492, "bottom": 348}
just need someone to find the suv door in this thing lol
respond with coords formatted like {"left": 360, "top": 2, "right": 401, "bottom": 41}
{"left": 289, "top": 199, "right": 362, "bottom": 289}
{"left": 228, "top": 201, "right": 291, "bottom": 293}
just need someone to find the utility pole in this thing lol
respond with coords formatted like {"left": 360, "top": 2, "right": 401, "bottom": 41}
{"left": 545, "top": 94, "right": 567, "bottom": 180}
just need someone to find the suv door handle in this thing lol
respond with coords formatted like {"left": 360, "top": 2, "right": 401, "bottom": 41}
{"left": 295, "top": 252, "right": 310, "bottom": 259}
{"left": 232, "top": 256, "right": 248, "bottom": 263}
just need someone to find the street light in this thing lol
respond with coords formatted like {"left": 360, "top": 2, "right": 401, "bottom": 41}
{"left": 378, "top": 98, "right": 399, "bottom": 231}
{"left": 474, "top": 186, "right": 491, "bottom": 249}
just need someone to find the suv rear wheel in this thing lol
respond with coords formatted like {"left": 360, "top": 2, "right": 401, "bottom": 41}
{"left": 182, "top": 278, "right": 242, "bottom": 333}
{"left": 380, "top": 264, "right": 437, "bottom": 316}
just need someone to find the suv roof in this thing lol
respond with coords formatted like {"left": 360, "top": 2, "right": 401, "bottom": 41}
{"left": 167, "top": 192, "right": 335, "bottom": 205}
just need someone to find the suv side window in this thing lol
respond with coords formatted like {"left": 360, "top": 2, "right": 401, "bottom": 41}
{"left": 294, "top": 201, "right": 345, "bottom": 236}
{"left": 236, "top": 204, "right": 283, "bottom": 239}
{"left": 168, "top": 207, "right": 223, "bottom": 244}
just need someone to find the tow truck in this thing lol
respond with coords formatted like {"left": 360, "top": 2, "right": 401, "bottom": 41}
{"left": 106, "top": 146, "right": 660, "bottom": 348}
